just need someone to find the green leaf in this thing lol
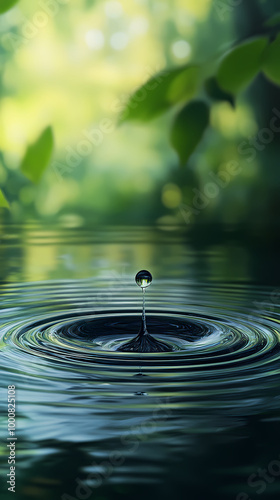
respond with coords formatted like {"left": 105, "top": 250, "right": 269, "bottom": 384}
{"left": 217, "top": 37, "right": 268, "bottom": 94}
{"left": 171, "top": 100, "right": 209, "bottom": 165}
{"left": 262, "top": 33, "right": 280, "bottom": 85}
{"left": 204, "top": 77, "right": 234, "bottom": 107}
{"left": 0, "top": 189, "right": 9, "bottom": 208}
{"left": 120, "top": 65, "right": 200, "bottom": 123}
{"left": 21, "top": 126, "right": 54, "bottom": 184}
{"left": 0, "top": 0, "right": 19, "bottom": 14}
{"left": 264, "top": 13, "right": 280, "bottom": 27}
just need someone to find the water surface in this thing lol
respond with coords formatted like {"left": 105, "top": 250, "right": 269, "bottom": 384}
{"left": 1, "top": 223, "right": 280, "bottom": 500}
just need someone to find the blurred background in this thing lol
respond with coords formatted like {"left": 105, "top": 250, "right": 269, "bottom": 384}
{"left": 2, "top": 4, "right": 280, "bottom": 499}
{"left": 0, "top": 0, "right": 280, "bottom": 247}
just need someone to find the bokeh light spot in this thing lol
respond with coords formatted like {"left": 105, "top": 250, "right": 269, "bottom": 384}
{"left": 105, "top": 1, "right": 123, "bottom": 18}
{"left": 162, "top": 183, "right": 182, "bottom": 209}
{"left": 110, "top": 32, "right": 129, "bottom": 50}
{"left": 129, "top": 17, "right": 149, "bottom": 36}
{"left": 172, "top": 40, "right": 191, "bottom": 59}
{"left": 85, "top": 30, "right": 105, "bottom": 50}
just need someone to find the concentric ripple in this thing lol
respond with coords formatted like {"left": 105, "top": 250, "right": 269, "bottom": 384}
{"left": 1, "top": 280, "right": 280, "bottom": 411}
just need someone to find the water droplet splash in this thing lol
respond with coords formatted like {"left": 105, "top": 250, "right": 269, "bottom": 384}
{"left": 117, "top": 271, "right": 172, "bottom": 353}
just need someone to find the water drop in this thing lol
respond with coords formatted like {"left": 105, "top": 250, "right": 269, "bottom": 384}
{"left": 135, "top": 270, "right": 152, "bottom": 289}
{"left": 118, "top": 270, "right": 172, "bottom": 353}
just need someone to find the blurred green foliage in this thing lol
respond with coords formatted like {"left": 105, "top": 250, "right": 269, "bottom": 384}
{"left": 0, "top": 126, "right": 54, "bottom": 207}
{"left": 263, "top": 33, "right": 280, "bottom": 85}
{"left": 21, "top": 126, "right": 54, "bottom": 184}
{"left": 0, "top": 188, "right": 9, "bottom": 207}
{"left": 0, "top": 0, "right": 19, "bottom": 15}
{"left": 120, "top": 65, "right": 199, "bottom": 122}
{"left": 0, "top": 2, "right": 54, "bottom": 207}
{"left": 170, "top": 100, "right": 209, "bottom": 165}
{"left": 204, "top": 77, "right": 234, "bottom": 107}
{"left": 0, "top": 0, "right": 280, "bottom": 246}
{"left": 265, "top": 13, "right": 280, "bottom": 28}
{"left": 217, "top": 37, "right": 268, "bottom": 93}
{"left": 123, "top": 30, "right": 279, "bottom": 162}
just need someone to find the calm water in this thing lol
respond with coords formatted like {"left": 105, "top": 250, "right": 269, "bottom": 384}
{"left": 1, "top": 223, "right": 280, "bottom": 500}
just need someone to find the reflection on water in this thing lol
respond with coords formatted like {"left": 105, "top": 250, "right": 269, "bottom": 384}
{"left": 1, "top": 223, "right": 280, "bottom": 500}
